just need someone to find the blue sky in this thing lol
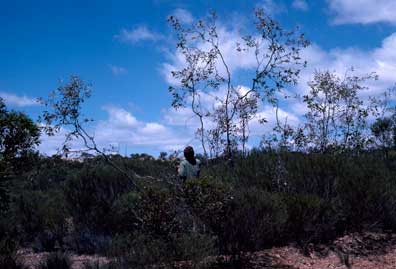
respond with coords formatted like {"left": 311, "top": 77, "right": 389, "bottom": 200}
{"left": 1, "top": 0, "right": 396, "bottom": 156}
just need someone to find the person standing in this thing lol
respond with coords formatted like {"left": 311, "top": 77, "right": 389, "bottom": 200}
{"left": 178, "top": 146, "right": 201, "bottom": 181}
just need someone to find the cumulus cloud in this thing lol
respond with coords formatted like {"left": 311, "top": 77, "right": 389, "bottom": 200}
{"left": 95, "top": 107, "right": 191, "bottom": 151}
{"left": 41, "top": 30, "right": 396, "bottom": 156}
{"left": 40, "top": 105, "right": 192, "bottom": 156}
{"left": 161, "top": 26, "right": 258, "bottom": 86}
{"left": 0, "top": 91, "right": 39, "bottom": 107}
{"left": 38, "top": 127, "right": 85, "bottom": 156}
{"left": 327, "top": 0, "right": 396, "bottom": 25}
{"left": 161, "top": 15, "right": 396, "bottom": 151}
{"left": 170, "top": 8, "right": 194, "bottom": 24}
{"left": 292, "top": 0, "right": 309, "bottom": 11}
{"left": 160, "top": 86, "right": 303, "bottom": 149}
{"left": 258, "top": 0, "right": 286, "bottom": 15}
{"left": 250, "top": 105, "right": 301, "bottom": 136}
{"left": 109, "top": 64, "right": 128, "bottom": 75}
{"left": 163, "top": 107, "right": 196, "bottom": 127}
{"left": 298, "top": 33, "right": 396, "bottom": 97}
{"left": 140, "top": 122, "right": 167, "bottom": 135}
{"left": 115, "top": 25, "right": 162, "bottom": 44}
{"left": 102, "top": 106, "right": 139, "bottom": 128}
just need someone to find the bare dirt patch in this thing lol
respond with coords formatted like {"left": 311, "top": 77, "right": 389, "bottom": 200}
{"left": 18, "top": 232, "right": 396, "bottom": 269}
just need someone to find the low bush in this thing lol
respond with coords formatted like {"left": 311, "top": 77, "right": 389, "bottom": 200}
{"left": 221, "top": 188, "right": 288, "bottom": 254}
{"left": 63, "top": 229, "right": 111, "bottom": 255}
{"left": 39, "top": 252, "right": 72, "bottom": 269}
{"left": 111, "top": 186, "right": 182, "bottom": 237}
{"left": 0, "top": 217, "right": 18, "bottom": 257}
{"left": 108, "top": 231, "right": 216, "bottom": 269}
{"left": 12, "top": 190, "right": 67, "bottom": 251}
{"left": 283, "top": 193, "right": 339, "bottom": 245}
{"left": 64, "top": 166, "right": 133, "bottom": 234}
{"left": 183, "top": 177, "right": 231, "bottom": 234}
{"left": 110, "top": 233, "right": 172, "bottom": 268}
{"left": 336, "top": 160, "right": 396, "bottom": 230}
{"left": 0, "top": 219, "right": 24, "bottom": 269}
{"left": 110, "top": 192, "right": 141, "bottom": 234}
{"left": 0, "top": 255, "right": 26, "bottom": 269}
{"left": 83, "top": 261, "right": 122, "bottom": 269}
{"left": 171, "top": 232, "right": 217, "bottom": 265}
{"left": 5, "top": 148, "right": 396, "bottom": 267}
{"left": 137, "top": 186, "right": 182, "bottom": 236}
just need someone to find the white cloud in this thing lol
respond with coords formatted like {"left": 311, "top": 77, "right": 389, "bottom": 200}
{"left": 160, "top": 62, "right": 181, "bottom": 86}
{"left": 140, "top": 122, "right": 167, "bottom": 135}
{"left": 115, "top": 25, "right": 162, "bottom": 44}
{"left": 259, "top": 0, "right": 286, "bottom": 15}
{"left": 161, "top": 26, "right": 258, "bottom": 86}
{"left": 161, "top": 17, "right": 396, "bottom": 152}
{"left": 40, "top": 105, "right": 192, "bottom": 156}
{"left": 37, "top": 122, "right": 89, "bottom": 156}
{"left": 297, "top": 32, "right": 396, "bottom": 98}
{"left": 102, "top": 105, "right": 139, "bottom": 128}
{"left": 41, "top": 30, "right": 396, "bottom": 156}
{"left": 95, "top": 108, "right": 190, "bottom": 150}
{"left": 163, "top": 107, "right": 196, "bottom": 127}
{"left": 109, "top": 64, "right": 128, "bottom": 75}
{"left": 170, "top": 8, "right": 194, "bottom": 24}
{"left": 327, "top": 0, "right": 396, "bottom": 25}
{"left": 39, "top": 89, "right": 303, "bottom": 156}
{"left": 0, "top": 91, "right": 38, "bottom": 107}
{"left": 161, "top": 82, "right": 301, "bottom": 143}
{"left": 292, "top": 0, "right": 309, "bottom": 11}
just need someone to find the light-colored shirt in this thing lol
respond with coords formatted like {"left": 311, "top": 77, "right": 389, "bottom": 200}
{"left": 178, "top": 158, "right": 201, "bottom": 179}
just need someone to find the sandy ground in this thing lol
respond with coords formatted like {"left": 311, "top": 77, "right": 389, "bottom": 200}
{"left": 18, "top": 232, "right": 396, "bottom": 268}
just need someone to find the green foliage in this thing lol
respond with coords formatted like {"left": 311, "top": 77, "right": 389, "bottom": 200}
{"left": 112, "top": 185, "right": 182, "bottom": 236}
{"left": 136, "top": 186, "right": 181, "bottom": 236}
{"left": 27, "top": 156, "right": 84, "bottom": 191}
{"left": 64, "top": 165, "right": 133, "bottom": 234}
{"left": 107, "top": 183, "right": 218, "bottom": 265}
{"left": 171, "top": 232, "right": 217, "bottom": 265}
{"left": 222, "top": 188, "right": 288, "bottom": 253}
{"left": 0, "top": 98, "right": 40, "bottom": 215}
{"left": 0, "top": 255, "right": 27, "bottom": 269}
{"left": 335, "top": 158, "right": 396, "bottom": 230}
{"left": 5, "top": 143, "right": 396, "bottom": 266}
{"left": 0, "top": 216, "right": 22, "bottom": 269}
{"left": 63, "top": 230, "right": 111, "bottom": 255}
{"left": 110, "top": 192, "right": 141, "bottom": 234}
{"left": 371, "top": 117, "right": 396, "bottom": 150}
{"left": 0, "top": 99, "right": 40, "bottom": 161}
{"left": 183, "top": 177, "right": 231, "bottom": 235}
{"left": 113, "top": 233, "right": 172, "bottom": 268}
{"left": 0, "top": 211, "right": 18, "bottom": 256}
{"left": 12, "top": 190, "right": 67, "bottom": 251}
{"left": 39, "top": 252, "right": 72, "bottom": 269}
{"left": 202, "top": 151, "right": 276, "bottom": 189}
{"left": 283, "top": 193, "right": 338, "bottom": 245}
{"left": 107, "top": 232, "right": 216, "bottom": 268}
{"left": 83, "top": 261, "right": 121, "bottom": 269}
{"left": 0, "top": 181, "right": 8, "bottom": 216}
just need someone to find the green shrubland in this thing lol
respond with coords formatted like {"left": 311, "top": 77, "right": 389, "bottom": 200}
{"left": 2, "top": 151, "right": 396, "bottom": 267}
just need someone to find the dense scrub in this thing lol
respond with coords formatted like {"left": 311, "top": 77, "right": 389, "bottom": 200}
{"left": 2, "top": 150, "right": 396, "bottom": 267}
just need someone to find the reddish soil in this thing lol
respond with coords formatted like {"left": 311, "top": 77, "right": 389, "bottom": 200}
{"left": 18, "top": 232, "right": 396, "bottom": 268}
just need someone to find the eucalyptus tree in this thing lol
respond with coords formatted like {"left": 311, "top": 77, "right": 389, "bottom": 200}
{"left": 371, "top": 117, "right": 395, "bottom": 150}
{"left": 0, "top": 99, "right": 40, "bottom": 161}
{"left": 303, "top": 69, "right": 378, "bottom": 153}
{"left": 0, "top": 98, "right": 40, "bottom": 214}
{"left": 40, "top": 76, "right": 148, "bottom": 191}
{"left": 168, "top": 8, "right": 309, "bottom": 158}
{"left": 369, "top": 86, "right": 396, "bottom": 152}
{"left": 236, "top": 90, "right": 259, "bottom": 156}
